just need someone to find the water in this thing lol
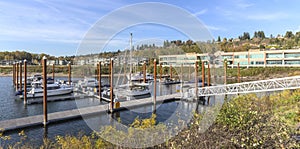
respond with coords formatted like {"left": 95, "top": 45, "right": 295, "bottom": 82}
{"left": 0, "top": 76, "right": 217, "bottom": 147}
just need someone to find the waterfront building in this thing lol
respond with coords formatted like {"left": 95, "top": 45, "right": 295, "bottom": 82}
{"left": 158, "top": 49, "right": 300, "bottom": 67}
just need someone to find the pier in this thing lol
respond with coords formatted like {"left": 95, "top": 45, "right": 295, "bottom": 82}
{"left": 0, "top": 93, "right": 181, "bottom": 132}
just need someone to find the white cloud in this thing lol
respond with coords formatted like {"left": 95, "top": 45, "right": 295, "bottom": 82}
{"left": 246, "top": 12, "right": 289, "bottom": 21}
{"left": 193, "top": 9, "right": 208, "bottom": 16}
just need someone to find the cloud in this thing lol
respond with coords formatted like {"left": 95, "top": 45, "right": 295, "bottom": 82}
{"left": 193, "top": 9, "right": 208, "bottom": 16}
{"left": 246, "top": 12, "right": 289, "bottom": 21}
{"left": 235, "top": 0, "right": 254, "bottom": 9}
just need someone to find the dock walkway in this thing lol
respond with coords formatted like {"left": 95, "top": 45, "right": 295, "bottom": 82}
{"left": 0, "top": 93, "right": 181, "bottom": 132}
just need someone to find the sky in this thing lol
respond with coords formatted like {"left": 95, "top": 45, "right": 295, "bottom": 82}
{"left": 1, "top": 0, "right": 300, "bottom": 56}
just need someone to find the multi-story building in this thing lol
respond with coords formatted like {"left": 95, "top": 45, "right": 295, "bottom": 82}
{"left": 222, "top": 49, "right": 300, "bottom": 67}
{"left": 159, "top": 53, "right": 210, "bottom": 67}
{"left": 158, "top": 49, "right": 300, "bottom": 67}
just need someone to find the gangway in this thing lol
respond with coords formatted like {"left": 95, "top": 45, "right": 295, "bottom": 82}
{"left": 186, "top": 76, "right": 300, "bottom": 97}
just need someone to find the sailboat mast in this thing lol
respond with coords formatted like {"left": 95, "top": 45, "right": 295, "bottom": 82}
{"left": 129, "top": 33, "right": 132, "bottom": 82}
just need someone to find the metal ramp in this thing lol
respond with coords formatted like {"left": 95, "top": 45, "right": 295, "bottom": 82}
{"left": 187, "top": 76, "right": 300, "bottom": 97}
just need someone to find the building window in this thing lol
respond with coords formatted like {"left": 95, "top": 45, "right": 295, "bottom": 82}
{"left": 266, "top": 60, "right": 282, "bottom": 65}
{"left": 285, "top": 60, "right": 300, "bottom": 65}
{"left": 266, "top": 53, "right": 283, "bottom": 58}
{"left": 284, "top": 53, "right": 300, "bottom": 58}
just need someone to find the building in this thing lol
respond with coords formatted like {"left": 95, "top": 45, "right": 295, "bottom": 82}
{"left": 159, "top": 53, "right": 210, "bottom": 67}
{"left": 221, "top": 49, "right": 300, "bottom": 67}
{"left": 158, "top": 49, "right": 300, "bottom": 67}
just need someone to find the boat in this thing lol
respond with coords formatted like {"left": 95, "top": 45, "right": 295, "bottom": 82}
{"left": 102, "top": 83, "right": 151, "bottom": 102}
{"left": 101, "top": 33, "right": 151, "bottom": 101}
{"left": 19, "top": 81, "right": 73, "bottom": 98}
{"left": 160, "top": 77, "right": 181, "bottom": 85}
{"left": 129, "top": 72, "right": 154, "bottom": 82}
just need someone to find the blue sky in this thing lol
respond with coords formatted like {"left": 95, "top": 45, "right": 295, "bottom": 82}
{"left": 1, "top": 0, "right": 300, "bottom": 56}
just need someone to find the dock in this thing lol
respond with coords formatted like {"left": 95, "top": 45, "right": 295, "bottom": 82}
{"left": 0, "top": 93, "right": 181, "bottom": 132}
{"left": 26, "top": 94, "right": 95, "bottom": 104}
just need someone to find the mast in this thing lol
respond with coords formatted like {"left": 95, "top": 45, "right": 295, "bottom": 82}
{"left": 129, "top": 33, "right": 132, "bottom": 82}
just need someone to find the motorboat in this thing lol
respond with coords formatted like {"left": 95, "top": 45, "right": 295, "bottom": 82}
{"left": 19, "top": 81, "right": 73, "bottom": 98}
{"left": 160, "top": 77, "right": 181, "bottom": 85}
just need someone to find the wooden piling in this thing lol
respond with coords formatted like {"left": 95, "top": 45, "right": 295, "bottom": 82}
{"left": 19, "top": 62, "right": 22, "bottom": 91}
{"left": 52, "top": 64, "right": 55, "bottom": 80}
{"left": 68, "top": 63, "right": 71, "bottom": 85}
{"left": 207, "top": 63, "right": 211, "bottom": 105}
{"left": 98, "top": 62, "right": 101, "bottom": 100}
{"left": 153, "top": 59, "right": 157, "bottom": 105}
{"left": 159, "top": 63, "right": 162, "bottom": 82}
{"left": 224, "top": 61, "right": 227, "bottom": 85}
{"left": 189, "top": 64, "right": 191, "bottom": 81}
{"left": 24, "top": 59, "right": 27, "bottom": 104}
{"left": 143, "top": 61, "right": 146, "bottom": 83}
{"left": 237, "top": 62, "right": 241, "bottom": 83}
{"left": 16, "top": 62, "right": 19, "bottom": 91}
{"left": 202, "top": 62, "right": 205, "bottom": 88}
{"left": 195, "top": 62, "right": 198, "bottom": 99}
{"left": 42, "top": 56, "right": 48, "bottom": 125}
{"left": 170, "top": 64, "right": 172, "bottom": 79}
{"left": 13, "top": 63, "right": 15, "bottom": 86}
{"left": 109, "top": 59, "right": 114, "bottom": 113}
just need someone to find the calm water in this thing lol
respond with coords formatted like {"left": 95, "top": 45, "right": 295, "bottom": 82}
{"left": 0, "top": 76, "right": 219, "bottom": 147}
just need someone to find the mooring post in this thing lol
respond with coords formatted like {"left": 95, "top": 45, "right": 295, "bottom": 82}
{"left": 181, "top": 64, "right": 183, "bottom": 96}
{"left": 52, "top": 64, "right": 55, "bottom": 80}
{"left": 24, "top": 59, "right": 27, "bottom": 104}
{"left": 170, "top": 64, "right": 172, "bottom": 79}
{"left": 195, "top": 62, "right": 198, "bottom": 99}
{"left": 143, "top": 61, "right": 146, "bottom": 83}
{"left": 159, "top": 63, "right": 162, "bottom": 82}
{"left": 16, "top": 62, "right": 19, "bottom": 91}
{"left": 42, "top": 56, "right": 48, "bottom": 125}
{"left": 189, "top": 64, "right": 191, "bottom": 81}
{"left": 19, "top": 61, "right": 22, "bottom": 91}
{"left": 109, "top": 59, "right": 114, "bottom": 113}
{"left": 207, "top": 63, "right": 211, "bottom": 105}
{"left": 98, "top": 61, "right": 101, "bottom": 100}
{"left": 202, "top": 62, "right": 205, "bottom": 88}
{"left": 237, "top": 62, "right": 241, "bottom": 83}
{"left": 224, "top": 61, "right": 227, "bottom": 85}
{"left": 68, "top": 62, "right": 71, "bottom": 85}
{"left": 153, "top": 59, "right": 157, "bottom": 105}
{"left": 13, "top": 63, "right": 15, "bottom": 86}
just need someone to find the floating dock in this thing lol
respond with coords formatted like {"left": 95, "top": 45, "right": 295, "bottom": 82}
{"left": 0, "top": 93, "right": 181, "bottom": 132}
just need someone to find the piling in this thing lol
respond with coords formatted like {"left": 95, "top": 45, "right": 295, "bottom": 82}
{"left": 109, "top": 59, "right": 114, "bottom": 113}
{"left": 195, "top": 62, "right": 198, "bottom": 99}
{"left": 159, "top": 63, "right": 162, "bottom": 82}
{"left": 207, "top": 63, "right": 211, "bottom": 105}
{"left": 16, "top": 62, "right": 19, "bottom": 91}
{"left": 170, "top": 64, "right": 172, "bottom": 79}
{"left": 24, "top": 59, "right": 27, "bottom": 104}
{"left": 201, "top": 62, "right": 205, "bottom": 88}
{"left": 98, "top": 62, "right": 101, "bottom": 100}
{"left": 52, "top": 64, "right": 55, "bottom": 80}
{"left": 189, "top": 64, "right": 191, "bottom": 81}
{"left": 42, "top": 56, "right": 48, "bottom": 125}
{"left": 224, "top": 61, "right": 227, "bottom": 85}
{"left": 13, "top": 63, "right": 15, "bottom": 86}
{"left": 19, "top": 62, "right": 22, "bottom": 91}
{"left": 153, "top": 59, "right": 157, "bottom": 105}
{"left": 237, "top": 62, "right": 241, "bottom": 83}
{"left": 143, "top": 61, "right": 146, "bottom": 83}
{"left": 68, "top": 62, "right": 71, "bottom": 85}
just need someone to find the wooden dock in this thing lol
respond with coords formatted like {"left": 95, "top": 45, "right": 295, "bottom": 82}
{"left": 26, "top": 95, "right": 95, "bottom": 104}
{"left": 0, "top": 93, "right": 181, "bottom": 132}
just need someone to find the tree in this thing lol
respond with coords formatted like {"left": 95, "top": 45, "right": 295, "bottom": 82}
{"left": 217, "top": 36, "right": 221, "bottom": 42}
{"left": 284, "top": 31, "right": 294, "bottom": 38}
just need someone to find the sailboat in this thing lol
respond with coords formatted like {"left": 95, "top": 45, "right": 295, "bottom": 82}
{"left": 101, "top": 33, "right": 151, "bottom": 101}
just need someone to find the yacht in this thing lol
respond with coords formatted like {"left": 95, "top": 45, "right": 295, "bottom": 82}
{"left": 19, "top": 81, "right": 73, "bottom": 98}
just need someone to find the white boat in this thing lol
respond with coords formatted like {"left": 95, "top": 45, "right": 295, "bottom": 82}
{"left": 129, "top": 72, "right": 154, "bottom": 82}
{"left": 102, "top": 83, "right": 151, "bottom": 102}
{"left": 101, "top": 33, "right": 151, "bottom": 101}
{"left": 77, "top": 77, "right": 99, "bottom": 88}
{"left": 20, "top": 81, "right": 73, "bottom": 98}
